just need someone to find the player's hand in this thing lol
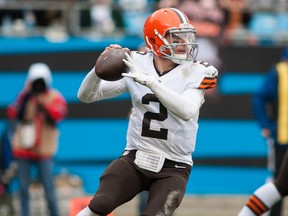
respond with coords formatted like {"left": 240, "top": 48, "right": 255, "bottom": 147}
{"left": 102, "top": 44, "right": 130, "bottom": 56}
{"left": 122, "top": 53, "right": 157, "bottom": 87}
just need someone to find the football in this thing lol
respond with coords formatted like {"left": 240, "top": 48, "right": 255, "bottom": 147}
{"left": 95, "top": 48, "right": 130, "bottom": 81}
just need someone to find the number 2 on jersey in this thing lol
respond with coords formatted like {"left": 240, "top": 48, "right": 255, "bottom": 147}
{"left": 141, "top": 93, "right": 168, "bottom": 140}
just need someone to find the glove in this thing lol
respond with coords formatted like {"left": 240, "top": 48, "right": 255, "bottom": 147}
{"left": 122, "top": 53, "right": 158, "bottom": 87}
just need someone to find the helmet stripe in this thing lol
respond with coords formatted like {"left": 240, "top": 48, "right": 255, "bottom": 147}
{"left": 169, "top": 8, "right": 189, "bottom": 24}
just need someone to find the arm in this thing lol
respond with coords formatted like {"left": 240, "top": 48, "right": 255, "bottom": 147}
{"left": 77, "top": 67, "right": 126, "bottom": 103}
{"left": 147, "top": 80, "right": 204, "bottom": 121}
{"left": 7, "top": 91, "right": 30, "bottom": 120}
{"left": 40, "top": 92, "right": 68, "bottom": 122}
{"left": 252, "top": 69, "right": 277, "bottom": 135}
{"left": 122, "top": 53, "right": 205, "bottom": 121}
{"left": 78, "top": 44, "right": 129, "bottom": 103}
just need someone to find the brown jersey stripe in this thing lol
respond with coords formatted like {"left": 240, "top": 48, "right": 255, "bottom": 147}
{"left": 198, "top": 77, "right": 217, "bottom": 89}
{"left": 201, "top": 76, "right": 217, "bottom": 82}
{"left": 198, "top": 83, "right": 217, "bottom": 89}
{"left": 200, "top": 80, "right": 217, "bottom": 85}
{"left": 200, "top": 81, "right": 217, "bottom": 86}
{"left": 200, "top": 77, "right": 217, "bottom": 85}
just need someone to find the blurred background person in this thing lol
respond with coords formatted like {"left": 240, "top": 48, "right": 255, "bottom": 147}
{"left": 219, "top": 0, "right": 253, "bottom": 45}
{"left": 7, "top": 63, "right": 68, "bottom": 216}
{"left": 156, "top": 0, "right": 180, "bottom": 8}
{"left": 252, "top": 47, "right": 288, "bottom": 216}
{"left": 156, "top": 0, "right": 225, "bottom": 68}
{"left": 90, "top": 0, "right": 115, "bottom": 36}
{"left": 178, "top": 0, "right": 225, "bottom": 69}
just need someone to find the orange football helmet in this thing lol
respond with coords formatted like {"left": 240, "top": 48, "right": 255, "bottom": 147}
{"left": 143, "top": 8, "right": 198, "bottom": 64}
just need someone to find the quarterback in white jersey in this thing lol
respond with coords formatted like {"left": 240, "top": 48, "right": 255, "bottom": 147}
{"left": 77, "top": 7, "right": 218, "bottom": 216}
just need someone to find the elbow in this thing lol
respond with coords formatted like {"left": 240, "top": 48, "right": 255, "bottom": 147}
{"left": 78, "top": 97, "right": 91, "bottom": 103}
{"left": 77, "top": 91, "right": 93, "bottom": 103}
{"left": 179, "top": 107, "right": 198, "bottom": 121}
{"left": 77, "top": 88, "right": 103, "bottom": 103}
{"left": 169, "top": 105, "right": 195, "bottom": 121}
{"left": 180, "top": 112, "right": 193, "bottom": 121}
{"left": 177, "top": 110, "right": 193, "bottom": 121}
{"left": 182, "top": 115, "right": 192, "bottom": 121}
{"left": 77, "top": 96, "right": 93, "bottom": 104}
{"left": 179, "top": 99, "right": 202, "bottom": 121}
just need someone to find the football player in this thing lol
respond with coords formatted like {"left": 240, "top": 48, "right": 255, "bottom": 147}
{"left": 77, "top": 7, "right": 218, "bottom": 216}
{"left": 238, "top": 151, "right": 288, "bottom": 215}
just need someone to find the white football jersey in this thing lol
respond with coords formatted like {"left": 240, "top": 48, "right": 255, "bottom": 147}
{"left": 122, "top": 51, "right": 217, "bottom": 165}
{"left": 78, "top": 51, "right": 218, "bottom": 165}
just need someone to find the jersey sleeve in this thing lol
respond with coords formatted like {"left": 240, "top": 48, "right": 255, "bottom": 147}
{"left": 192, "top": 61, "right": 218, "bottom": 90}
{"left": 77, "top": 67, "right": 127, "bottom": 103}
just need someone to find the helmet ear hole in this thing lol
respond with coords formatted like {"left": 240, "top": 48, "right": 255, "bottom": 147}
{"left": 150, "top": 38, "right": 155, "bottom": 44}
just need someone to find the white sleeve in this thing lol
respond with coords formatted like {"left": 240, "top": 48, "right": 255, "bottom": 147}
{"left": 147, "top": 80, "right": 204, "bottom": 121}
{"left": 77, "top": 67, "right": 126, "bottom": 103}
